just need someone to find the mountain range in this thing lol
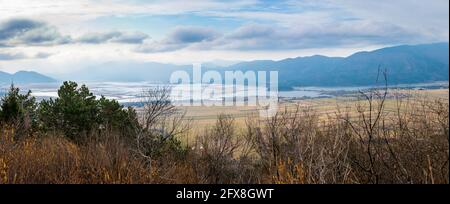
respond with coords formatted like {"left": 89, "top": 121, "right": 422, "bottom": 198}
{"left": 1, "top": 43, "right": 448, "bottom": 89}
{"left": 0, "top": 71, "right": 56, "bottom": 84}
{"left": 224, "top": 42, "right": 449, "bottom": 89}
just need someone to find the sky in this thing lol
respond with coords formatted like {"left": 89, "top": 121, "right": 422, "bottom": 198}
{"left": 0, "top": 0, "right": 449, "bottom": 75}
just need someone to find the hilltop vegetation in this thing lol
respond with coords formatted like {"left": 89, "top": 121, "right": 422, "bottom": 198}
{"left": 0, "top": 81, "right": 448, "bottom": 184}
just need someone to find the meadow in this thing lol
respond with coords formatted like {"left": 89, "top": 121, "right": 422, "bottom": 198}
{"left": 180, "top": 88, "right": 449, "bottom": 130}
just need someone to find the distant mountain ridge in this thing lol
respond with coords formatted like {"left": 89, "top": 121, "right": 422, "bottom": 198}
{"left": 67, "top": 42, "right": 448, "bottom": 89}
{"left": 222, "top": 42, "right": 449, "bottom": 89}
{"left": 0, "top": 71, "right": 56, "bottom": 84}
{"left": 4, "top": 43, "right": 449, "bottom": 89}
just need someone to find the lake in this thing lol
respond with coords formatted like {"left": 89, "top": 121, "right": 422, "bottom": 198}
{"left": 1, "top": 81, "right": 448, "bottom": 105}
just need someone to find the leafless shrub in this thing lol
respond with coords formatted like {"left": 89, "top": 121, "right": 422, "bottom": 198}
{"left": 338, "top": 70, "right": 449, "bottom": 184}
{"left": 245, "top": 105, "right": 354, "bottom": 183}
{"left": 193, "top": 114, "right": 240, "bottom": 183}
{"left": 135, "top": 86, "right": 190, "bottom": 167}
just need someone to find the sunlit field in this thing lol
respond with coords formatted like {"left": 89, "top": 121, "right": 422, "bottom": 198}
{"left": 180, "top": 88, "right": 449, "bottom": 131}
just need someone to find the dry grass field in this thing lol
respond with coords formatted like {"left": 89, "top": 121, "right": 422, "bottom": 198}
{"left": 180, "top": 88, "right": 449, "bottom": 131}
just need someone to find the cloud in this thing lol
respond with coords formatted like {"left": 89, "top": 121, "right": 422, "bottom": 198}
{"left": 0, "top": 18, "right": 71, "bottom": 46}
{"left": 0, "top": 0, "right": 259, "bottom": 22}
{"left": 0, "top": 19, "right": 41, "bottom": 40}
{"left": 78, "top": 31, "right": 149, "bottom": 44}
{"left": 0, "top": 50, "right": 52, "bottom": 61}
{"left": 136, "top": 26, "right": 219, "bottom": 53}
{"left": 332, "top": 0, "right": 449, "bottom": 41}
{"left": 77, "top": 32, "right": 120, "bottom": 44}
{"left": 135, "top": 20, "right": 424, "bottom": 53}
{"left": 218, "top": 21, "right": 423, "bottom": 50}
{"left": 227, "top": 24, "right": 275, "bottom": 40}
{"left": 166, "top": 26, "right": 218, "bottom": 44}
{"left": 112, "top": 32, "right": 149, "bottom": 44}
{"left": 34, "top": 52, "right": 53, "bottom": 58}
{"left": 1, "top": 18, "right": 151, "bottom": 47}
{"left": 1, "top": 0, "right": 448, "bottom": 68}
{"left": 0, "top": 51, "right": 26, "bottom": 60}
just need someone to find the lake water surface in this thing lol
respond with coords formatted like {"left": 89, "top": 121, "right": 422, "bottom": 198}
{"left": 1, "top": 81, "right": 447, "bottom": 104}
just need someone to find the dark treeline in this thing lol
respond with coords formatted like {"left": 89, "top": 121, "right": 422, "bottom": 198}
{"left": 0, "top": 81, "right": 448, "bottom": 184}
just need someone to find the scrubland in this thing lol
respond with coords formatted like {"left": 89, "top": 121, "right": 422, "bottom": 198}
{"left": 0, "top": 82, "right": 448, "bottom": 184}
